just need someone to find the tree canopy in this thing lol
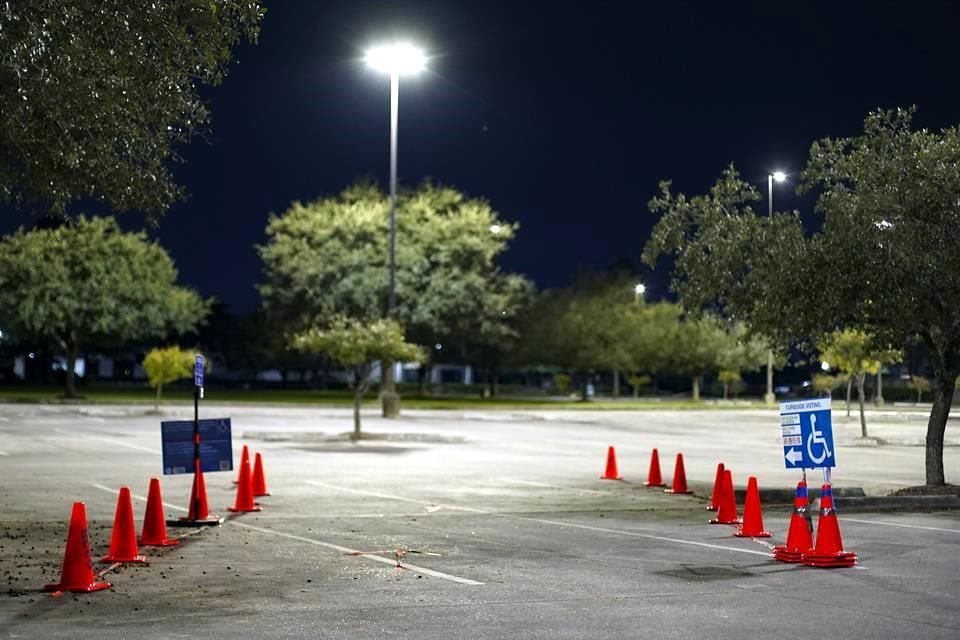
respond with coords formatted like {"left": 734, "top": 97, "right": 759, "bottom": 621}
{"left": 0, "top": 1, "right": 264, "bottom": 217}
{"left": 258, "top": 182, "right": 532, "bottom": 362}
{"left": 0, "top": 216, "right": 208, "bottom": 395}
{"left": 143, "top": 345, "right": 194, "bottom": 409}
{"left": 293, "top": 317, "right": 424, "bottom": 436}
{"left": 644, "top": 107, "right": 960, "bottom": 485}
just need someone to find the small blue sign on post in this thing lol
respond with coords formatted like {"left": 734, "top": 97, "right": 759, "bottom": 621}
{"left": 779, "top": 398, "right": 836, "bottom": 469}
{"left": 194, "top": 354, "right": 205, "bottom": 387}
{"left": 161, "top": 418, "right": 232, "bottom": 475}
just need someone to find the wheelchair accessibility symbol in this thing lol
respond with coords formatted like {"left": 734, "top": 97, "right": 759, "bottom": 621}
{"left": 806, "top": 414, "right": 833, "bottom": 465}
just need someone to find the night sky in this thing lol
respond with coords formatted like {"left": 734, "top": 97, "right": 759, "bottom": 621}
{"left": 5, "top": 1, "right": 960, "bottom": 311}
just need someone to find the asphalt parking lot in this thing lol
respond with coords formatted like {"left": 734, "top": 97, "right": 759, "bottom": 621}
{"left": 1, "top": 404, "right": 958, "bottom": 639}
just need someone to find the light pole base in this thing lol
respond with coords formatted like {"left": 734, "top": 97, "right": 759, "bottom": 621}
{"left": 381, "top": 391, "right": 400, "bottom": 418}
{"left": 764, "top": 392, "right": 776, "bottom": 407}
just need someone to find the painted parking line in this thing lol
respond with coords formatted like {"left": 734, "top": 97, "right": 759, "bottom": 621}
{"left": 499, "top": 477, "right": 606, "bottom": 496}
{"left": 844, "top": 517, "right": 960, "bottom": 534}
{"left": 230, "top": 521, "right": 483, "bottom": 585}
{"left": 305, "top": 480, "right": 489, "bottom": 513}
{"left": 88, "top": 483, "right": 483, "bottom": 586}
{"left": 58, "top": 428, "right": 160, "bottom": 454}
{"left": 0, "top": 450, "right": 8, "bottom": 456}
{"left": 304, "top": 480, "right": 770, "bottom": 558}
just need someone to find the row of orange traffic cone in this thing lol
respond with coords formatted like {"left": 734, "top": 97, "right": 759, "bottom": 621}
{"left": 601, "top": 446, "right": 694, "bottom": 494}
{"left": 44, "top": 445, "right": 270, "bottom": 593}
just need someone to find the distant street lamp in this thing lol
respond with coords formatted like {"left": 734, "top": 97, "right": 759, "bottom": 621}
{"left": 364, "top": 42, "right": 427, "bottom": 415}
{"left": 634, "top": 283, "right": 646, "bottom": 305}
{"left": 764, "top": 171, "right": 787, "bottom": 406}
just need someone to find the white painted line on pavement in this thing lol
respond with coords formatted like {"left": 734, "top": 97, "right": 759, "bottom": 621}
{"left": 843, "top": 517, "right": 960, "bottom": 534}
{"left": 89, "top": 483, "right": 482, "bottom": 586}
{"left": 230, "top": 521, "right": 484, "bottom": 586}
{"left": 58, "top": 428, "right": 160, "bottom": 454}
{"left": 84, "top": 417, "right": 106, "bottom": 423}
{"left": 499, "top": 477, "right": 606, "bottom": 496}
{"left": 305, "top": 480, "right": 489, "bottom": 513}
{"left": 0, "top": 416, "right": 10, "bottom": 421}
{"left": 518, "top": 516, "right": 772, "bottom": 557}
{"left": 0, "top": 450, "right": 8, "bottom": 456}
{"left": 305, "top": 481, "right": 770, "bottom": 558}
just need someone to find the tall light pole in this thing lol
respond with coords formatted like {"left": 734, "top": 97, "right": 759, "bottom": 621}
{"left": 764, "top": 171, "right": 787, "bottom": 406}
{"left": 365, "top": 42, "right": 426, "bottom": 417}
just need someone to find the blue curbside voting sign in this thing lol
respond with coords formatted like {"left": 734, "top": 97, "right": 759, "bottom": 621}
{"left": 779, "top": 398, "right": 836, "bottom": 469}
{"left": 194, "top": 354, "right": 205, "bottom": 387}
{"left": 161, "top": 418, "right": 233, "bottom": 475}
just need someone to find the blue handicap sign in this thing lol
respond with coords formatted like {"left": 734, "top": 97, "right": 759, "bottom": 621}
{"left": 779, "top": 398, "right": 836, "bottom": 469}
{"left": 160, "top": 418, "right": 233, "bottom": 475}
{"left": 194, "top": 354, "right": 205, "bottom": 387}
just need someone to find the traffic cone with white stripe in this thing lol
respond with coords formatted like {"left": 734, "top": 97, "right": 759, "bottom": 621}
{"left": 802, "top": 484, "right": 857, "bottom": 568}
{"left": 773, "top": 480, "right": 813, "bottom": 563}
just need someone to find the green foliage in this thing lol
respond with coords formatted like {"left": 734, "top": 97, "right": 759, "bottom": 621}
{"left": 818, "top": 329, "right": 896, "bottom": 379}
{"left": 259, "top": 182, "right": 532, "bottom": 366}
{"left": 292, "top": 316, "right": 424, "bottom": 436}
{"left": 812, "top": 373, "right": 848, "bottom": 398}
{"left": 553, "top": 373, "right": 572, "bottom": 394}
{"left": 143, "top": 346, "right": 194, "bottom": 389}
{"left": 0, "top": 216, "right": 209, "bottom": 395}
{"left": 643, "top": 106, "right": 960, "bottom": 481}
{"left": 0, "top": 1, "right": 264, "bottom": 217}
{"left": 293, "top": 317, "right": 425, "bottom": 373}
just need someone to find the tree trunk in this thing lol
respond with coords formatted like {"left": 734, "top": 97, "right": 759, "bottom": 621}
{"left": 64, "top": 347, "right": 78, "bottom": 398}
{"left": 917, "top": 387, "right": 923, "bottom": 404}
{"left": 857, "top": 373, "right": 868, "bottom": 438}
{"left": 875, "top": 370, "right": 884, "bottom": 406}
{"left": 612, "top": 368, "right": 620, "bottom": 398}
{"left": 381, "top": 360, "right": 399, "bottom": 418}
{"left": 691, "top": 376, "right": 700, "bottom": 402}
{"left": 155, "top": 382, "right": 163, "bottom": 412}
{"left": 722, "top": 381, "right": 729, "bottom": 401}
{"left": 926, "top": 368, "right": 956, "bottom": 486}
{"left": 353, "top": 388, "right": 362, "bottom": 440}
{"left": 633, "top": 380, "right": 639, "bottom": 398}
{"left": 418, "top": 365, "right": 429, "bottom": 396}
{"left": 492, "top": 369, "right": 500, "bottom": 397}
{"left": 845, "top": 378, "right": 852, "bottom": 417}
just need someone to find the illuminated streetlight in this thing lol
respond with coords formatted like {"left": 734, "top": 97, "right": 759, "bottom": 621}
{"left": 364, "top": 41, "right": 427, "bottom": 414}
{"left": 489, "top": 224, "right": 502, "bottom": 234}
{"left": 821, "top": 361, "right": 831, "bottom": 371}
{"left": 634, "top": 283, "right": 646, "bottom": 305}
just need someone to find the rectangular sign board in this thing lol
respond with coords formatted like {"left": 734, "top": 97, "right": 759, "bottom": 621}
{"left": 779, "top": 398, "right": 836, "bottom": 469}
{"left": 194, "top": 355, "right": 205, "bottom": 387}
{"left": 161, "top": 418, "right": 233, "bottom": 475}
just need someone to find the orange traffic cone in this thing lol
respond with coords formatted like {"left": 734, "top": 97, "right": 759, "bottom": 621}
{"left": 252, "top": 452, "right": 271, "bottom": 497}
{"left": 706, "top": 463, "right": 725, "bottom": 511}
{"left": 643, "top": 448, "right": 666, "bottom": 487}
{"left": 228, "top": 457, "right": 261, "bottom": 512}
{"left": 101, "top": 487, "right": 148, "bottom": 564}
{"left": 140, "top": 478, "right": 180, "bottom": 547}
{"left": 709, "top": 470, "right": 740, "bottom": 524}
{"left": 735, "top": 476, "right": 771, "bottom": 537}
{"left": 44, "top": 502, "right": 112, "bottom": 593}
{"left": 600, "top": 446, "right": 622, "bottom": 480}
{"left": 665, "top": 453, "right": 693, "bottom": 494}
{"left": 170, "top": 459, "right": 223, "bottom": 526}
{"left": 233, "top": 444, "right": 250, "bottom": 484}
{"left": 803, "top": 484, "right": 857, "bottom": 568}
{"left": 773, "top": 480, "right": 813, "bottom": 563}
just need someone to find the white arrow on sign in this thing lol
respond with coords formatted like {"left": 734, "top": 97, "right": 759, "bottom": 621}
{"left": 785, "top": 448, "right": 803, "bottom": 465}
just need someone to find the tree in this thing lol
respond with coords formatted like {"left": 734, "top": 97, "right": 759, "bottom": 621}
{"left": 819, "top": 329, "right": 899, "bottom": 437}
{"left": 143, "top": 346, "right": 194, "bottom": 410}
{"left": 668, "top": 315, "right": 765, "bottom": 401}
{"left": 0, "top": 216, "right": 208, "bottom": 396}
{"left": 0, "top": 1, "right": 264, "bottom": 218}
{"left": 259, "top": 182, "right": 531, "bottom": 411}
{"left": 812, "top": 373, "right": 848, "bottom": 399}
{"left": 292, "top": 317, "right": 424, "bottom": 437}
{"left": 644, "top": 108, "right": 960, "bottom": 485}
